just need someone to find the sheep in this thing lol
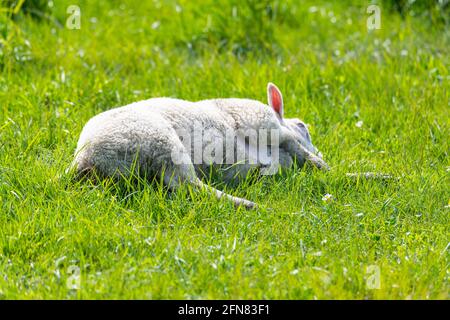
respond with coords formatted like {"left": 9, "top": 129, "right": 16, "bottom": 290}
{"left": 70, "top": 82, "right": 329, "bottom": 209}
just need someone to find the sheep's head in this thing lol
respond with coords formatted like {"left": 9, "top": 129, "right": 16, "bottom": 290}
{"left": 283, "top": 118, "right": 322, "bottom": 158}
{"left": 267, "top": 82, "right": 327, "bottom": 169}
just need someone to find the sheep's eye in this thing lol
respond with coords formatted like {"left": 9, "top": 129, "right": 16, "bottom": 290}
{"left": 296, "top": 122, "right": 311, "bottom": 141}
{"left": 296, "top": 122, "right": 306, "bottom": 130}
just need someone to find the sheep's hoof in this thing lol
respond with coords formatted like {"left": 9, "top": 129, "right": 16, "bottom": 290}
{"left": 235, "top": 199, "right": 258, "bottom": 210}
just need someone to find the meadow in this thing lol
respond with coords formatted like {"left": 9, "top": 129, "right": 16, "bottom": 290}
{"left": 0, "top": 0, "right": 448, "bottom": 299}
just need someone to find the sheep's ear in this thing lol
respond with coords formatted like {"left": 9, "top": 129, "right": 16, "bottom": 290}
{"left": 267, "top": 82, "right": 284, "bottom": 119}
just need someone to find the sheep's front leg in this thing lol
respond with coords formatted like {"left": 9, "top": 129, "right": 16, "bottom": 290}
{"left": 163, "top": 146, "right": 257, "bottom": 209}
{"left": 258, "top": 148, "right": 293, "bottom": 176}
{"left": 282, "top": 140, "right": 330, "bottom": 171}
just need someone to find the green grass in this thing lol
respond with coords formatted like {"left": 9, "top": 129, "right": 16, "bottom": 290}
{"left": 0, "top": 0, "right": 448, "bottom": 299}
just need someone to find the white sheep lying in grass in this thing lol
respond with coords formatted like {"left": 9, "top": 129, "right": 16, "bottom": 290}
{"left": 70, "top": 83, "right": 329, "bottom": 209}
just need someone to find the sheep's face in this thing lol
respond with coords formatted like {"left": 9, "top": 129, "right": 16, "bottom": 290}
{"left": 266, "top": 82, "right": 323, "bottom": 159}
{"left": 284, "top": 118, "right": 322, "bottom": 158}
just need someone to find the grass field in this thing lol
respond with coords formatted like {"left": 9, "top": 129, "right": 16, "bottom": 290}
{"left": 0, "top": 0, "right": 448, "bottom": 299}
